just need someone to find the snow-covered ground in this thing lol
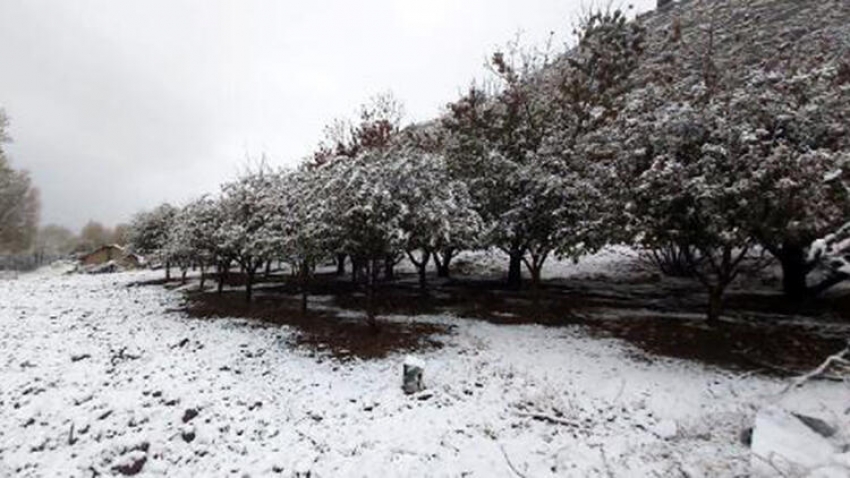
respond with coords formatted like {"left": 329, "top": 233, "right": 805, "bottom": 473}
{"left": 1, "top": 264, "right": 847, "bottom": 477}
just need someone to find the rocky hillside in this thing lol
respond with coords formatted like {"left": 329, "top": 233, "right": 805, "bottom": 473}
{"left": 636, "top": 0, "right": 849, "bottom": 76}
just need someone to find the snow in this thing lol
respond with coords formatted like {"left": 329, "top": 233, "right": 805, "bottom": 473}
{"left": 1, "top": 267, "right": 847, "bottom": 477}
{"left": 750, "top": 406, "right": 838, "bottom": 477}
{"left": 403, "top": 355, "right": 425, "bottom": 369}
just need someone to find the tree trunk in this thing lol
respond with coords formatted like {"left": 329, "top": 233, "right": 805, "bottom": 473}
{"left": 524, "top": 251, "right": 548, "bottom": 290}
{"left": 530, "top": 263, "right": 542, "bottom": 289}
{"left": 264, "top": 260, "right": 272, "bottom": 278}
{"left": 181, "top": 268, "right": 187, "bottom": 285}
{"left": 434, "top": 248, "right": 455, "bottom": 278}
{"left": 707, "top": 286, "right": 724, "bottom": 326}
{"left": 778, "top": 244, "right": 810, "bottom": 300}
{"left": 418, "top": 264, "right": 428, "bottom": 290}
{"left": 300, "top": 260, "right": 309, "bottom": 314}
{"left": 245, "top": 266, "right": 255, "bottom": 303}
{"left": 407, "top": 250, "right": 431, "bottom": 291}
{"left": 217, "top": 261, "right": 227, "bottom": 295}
{"left": 367, "top": 258, "right": 379, "bottom": 333}
{"left": 384, "top": 255, "right": 395, "bottom": 281}
{"left": 507, "top": 247, "right": 523, "bottom": 289}
{"left": 351, "top": 257, "right": 359, "bottom": 284}
{"left": 199, "top": 264, "right": 206, "bottom": 290}
{"left": 336, "top": 254, "right": 346, "bottom": 276}
{"left": 165, "top": 261, "right": 171, "bottom": 281}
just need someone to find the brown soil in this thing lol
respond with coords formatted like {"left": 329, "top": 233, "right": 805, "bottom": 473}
{"left": 182, "top": 288, "right": 448, "bottom": 361}
{"left": 144, "top": 269, "right": 849, "bottom": 374}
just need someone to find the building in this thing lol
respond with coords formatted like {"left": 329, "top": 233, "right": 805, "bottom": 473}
{"left": 80, "top": 245, "right": 143, "bottom": 269}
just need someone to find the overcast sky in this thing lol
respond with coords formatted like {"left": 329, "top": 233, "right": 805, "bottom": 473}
{"left": 0, "top": 0, "right": 655, "bottom": 231}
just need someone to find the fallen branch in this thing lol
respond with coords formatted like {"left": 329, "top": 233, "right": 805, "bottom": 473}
{"left": 499, "top": 444, "right": 529, "bottom": 478}
{"left": 781, "top": 342, "right": 850, "bottom": 394}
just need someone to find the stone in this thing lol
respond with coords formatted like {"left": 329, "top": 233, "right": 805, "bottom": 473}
{"left": 182, "top": 408, "right": 199, "bottom": 423}
{"left": 402, "top": 355, "right": 425, "bottom": 395}
{"left": 793, "top": 413, "right": 837, "bottom": 438}
{"left": 750, "top": 406, "right": 837, "bottom": 477}
{"left": 113, "top": 452, "right": 147, "bottom": 476}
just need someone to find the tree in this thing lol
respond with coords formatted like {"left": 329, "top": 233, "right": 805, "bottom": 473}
{"left": 0, "top": 110, "right": 40, "bottom": 255}
{"left": 311, "top": 92, "right": 406, "bottom": 277}
{"left": 216, "top": 169, "right": 280, "bottom": 302}
{"left": 165, "top": 198, "right": 223, "bottom": 287}
{"left": 609, "top": 13, "right": 850, "bottom": 299}
{"left": 442, "top": 49, "right": 556, "bottom": 288}
{"left": 79, "top": 221, "right": 111, "bottom": 251}
{"left": 127, "top": 203, "right": 177, "bottom": 279}
{"left": 391, "top": 122, "right": 483, "bottom": 281}
{"left": 625, "top": 98, "right": 764, "bottom": 325}
{"left": 34, "top": 224, "right": 77, "bottom": 259}
{"left": 111, "top": 223, "right": 131, "bottom": 246}
{"left": 265, "top": 168, "right": 333, "bottom": 312}
{"left": 316, "top": 149, "right": 409, "bottom": 328}
{"left": 443, "top": 10, "right": 643, "bottom": 288}
{"left": 729, "top": 64, "right": 850, "bottom": 298}
{"left": 389, "top": 148, "right": 481, "bottom": 289}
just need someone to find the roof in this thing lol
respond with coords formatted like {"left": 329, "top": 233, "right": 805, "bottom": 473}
{"left": 80, "top": 244, "right": 126, "bottom": 260}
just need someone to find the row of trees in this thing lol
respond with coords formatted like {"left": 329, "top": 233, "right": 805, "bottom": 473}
{"left": 0, "top": 110, "right": 40, "bottom": 257}
{"left": 128, "top": 8, "right": 850, "bottom": 325}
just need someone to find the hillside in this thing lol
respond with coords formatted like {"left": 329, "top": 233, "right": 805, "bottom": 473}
{"left": 638, "top": 0, "right": 849, "bottom": 74}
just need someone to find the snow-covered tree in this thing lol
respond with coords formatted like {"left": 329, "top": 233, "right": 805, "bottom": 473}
{"left": 442, "top": 57, "right": 557, "bottom": 288}
{"left": 443, "top": 10, "right": 643, "bottom": 288}
{"left": 388, "top": 149, "right": 481, "bottom": 288}
{"left": 262, "top": 167, "right": 334, "bottom": 312}
{"left": 727, "top": 64, "right": 850, "bottom": 298}
{"left": 216, "top": 169, "right": 280, "bottom": 302}
{"left": 34, "top": 224, "right": 77, "bottom": 258}
{"left": 312, "top": 92, "right": 406, "bottom": 276}
{"left": 165, "top": 197, "right": 222, "bottom": 286}
{"left": 127, "top": 203, "right": 177, "bottom": 279}
{"left": 392, "top": 122, "right": 482, "bottom": 280}
{"left": 624, "top": 94, "right": 769, "bottom": 325}
{"left": 0, "top": 111, "right": 40, "bottom": 255}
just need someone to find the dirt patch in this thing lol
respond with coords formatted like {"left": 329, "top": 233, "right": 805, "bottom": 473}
{"left": 182, "top": 290, "right": 448, "bottom": 361}
{"left": 170, "top": 270, "right": 849, "bottom": 374}
{"left": 589, "top": 316, "right": 848, "bottom": 375}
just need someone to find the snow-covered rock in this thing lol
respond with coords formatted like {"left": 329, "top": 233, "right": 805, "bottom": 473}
{"left": 750, "top": 406, "right": 842, "bottom": 477}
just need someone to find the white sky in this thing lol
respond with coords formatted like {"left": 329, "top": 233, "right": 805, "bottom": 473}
{"left": 0, "top": 0, "right": 655, "bottom": 231}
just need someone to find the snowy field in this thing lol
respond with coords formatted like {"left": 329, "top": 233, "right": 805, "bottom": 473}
{"left": 1, "top": 264, "right": 848, "bottom": 477}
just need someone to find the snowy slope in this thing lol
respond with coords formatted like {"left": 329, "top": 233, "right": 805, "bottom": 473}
{"left": 1, "top": 269, "right": 846, "bottom": 477}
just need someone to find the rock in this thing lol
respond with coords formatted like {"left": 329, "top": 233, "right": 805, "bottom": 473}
{"left": 113, "top": 452, "right": 147, "bottom": 476}
{"left": 750, "top": 406, "right": 837, "bottom": 477}
{"left": 402, "top": 355, "right": 425, "bottom": 395}
{"left": 740, "top": 427, "right": 753, "bottom": 447}
{"left": 415, "top": 390, "right": 434, "bottom": 401}
{"left": 793, "top": 413, "right": 837, "bottom": 438}
{"left": 181, "top": 430, "right": 196, "bottom": 443}
{"left": 182, "top": 408, "right": 199, "bottom": 423}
